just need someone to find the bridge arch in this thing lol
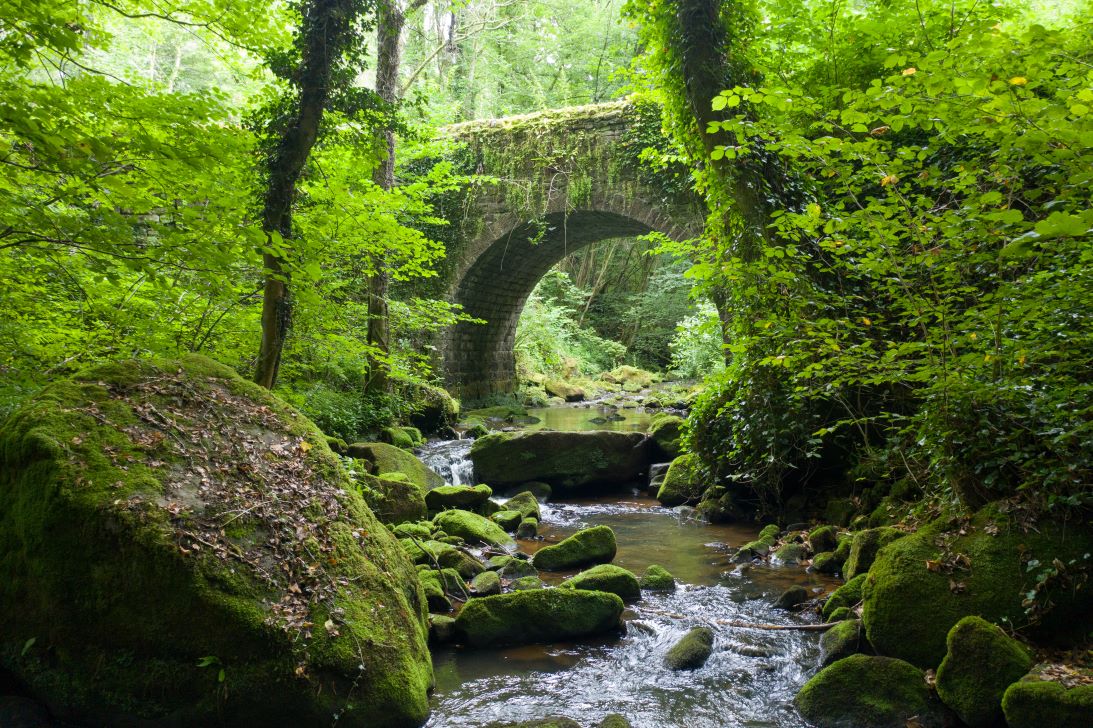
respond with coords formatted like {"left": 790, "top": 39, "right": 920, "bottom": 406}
{"left": 434, "top": 102, "right": 703, "bottom": 400}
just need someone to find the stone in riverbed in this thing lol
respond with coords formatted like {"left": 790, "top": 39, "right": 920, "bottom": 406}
{"left": 516, "top": 517, "right": 538, "bottom": 539}
{"left": 843, "top": 526, "right": 905, "bottom": 579}
{"left": 649, "top": 414, "right": 685, "bottom": 460}
{"left": 453, "top": 589, "right": 623, "bottom": 647}
{"left": 795, "top": 654, "right": 946, "bottom": 728}
{"left": 664, "top": 627, "right": 715, "bottom": 670}
{"left": 433, "top": 509, "right": 515, "bottom": 549}
{"left": 356, "top": 472, "right": 427, "bottom": 524}
{"left": 810, "top": 550, "right": 842, "bottom": 575}
{"left": 491, "top": 509, "right": 523, "bottom": 531}
{"left": 808, "top": 524, "right": 838, "bottom": 553}
{"left": 935, "top": 616, "right": 1033, "bottom": 727}
{"left": 773, "top": 585, "right": 808, "bottom": 610}
{"left": 544, "top": 379, "right": 585, "bottom": 402}
{"left": 532, "top": 526, "right": 617, "bottom": 571}
{"left": 470, "top": 431, "right": 650, "bottom": 491}
{"left": 424, "top": 483, "right": 493, "bottom": 511}
{"left": 483, "top": 719, "right": 582, "bottom": 728}
{"left": 504, "top": 490, "right": 541, "bottom": 520}
{"left": 655, "top": 453, "right": 706, "bottom": 506}
{"left": 821, "top": 573, "right": 866, "bottom": 621}
{"left": 819, "top": 619, "right": 872, "bottom": 667}
{"left": 598, "top": 714, "right": 632, "bottom": 728}
{"left": 561, "top": 564, "right": 641, "bottom": 603}
{"left": 510, "top": 575, "right": 544, "bottom": 591}
{"left": 347, "top": 440, "right": 445, "bottom": 491}
{"left": 498, "top": 558, "right": 539, "bottom": 580}
{"left": 469, "top": 570, "right": 502, "bottom": 597}
{"left": 639, "top": 564, "right": 676, "bottom": 592}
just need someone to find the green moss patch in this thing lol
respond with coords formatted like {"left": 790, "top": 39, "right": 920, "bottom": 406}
{"left": 532, "top": 526, "right": 617, "bottom": 571}
{"left": 935, "top": 615, "right": 1032, "bottom": 727}
{"left": 453, "top": 589, "right": 623, "bottom": 647}
{"left": 795, "top": 655, "right": 944, "bottom": 728}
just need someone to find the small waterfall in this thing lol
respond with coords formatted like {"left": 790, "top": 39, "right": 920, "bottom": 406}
{"left": 417, "top": 439, "right": 475, "bottom": 486}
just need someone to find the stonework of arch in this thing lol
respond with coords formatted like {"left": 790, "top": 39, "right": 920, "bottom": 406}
{"left": 436, "top": 101, "right": 703, "bottom": 401}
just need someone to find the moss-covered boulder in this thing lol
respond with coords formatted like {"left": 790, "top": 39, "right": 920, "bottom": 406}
{"left": 532, "top": 526, "right": 617, "bottom": 571}
{"left": 795, "top": 655, "right": 945, "bottom": 728}
{"left": 0, "top": 356, "right": 432, "bottom": 727}
{"left": 774, "top": 585, "right": 809, "bottom": 610}
{"left": 380, "top": 426, "right": 415, "bottom": 450}
{"left": 934, "top": 616, "right": 1033, "bottom": 727}
{"left": 664, "top": 627, "right": 714, "bottom": 670}
{"left": 819, "top": 619, "right": 872, "bottom": 667}
{"left": 471, "top": 431, "right": 650, "bottom": 491}
{"left": 649, "top": 414, "right": 684, "bottom": 460}
{"left": 504, "top": 491, "right": 541, "bottom": 520}
{"left": 357, "top": 472, "right": 428, "bottom": 524}
{"left": 734, "top": 525, "right": 781, "bottom": 562}
{"left": 598, "top": 714, "right": 632, "bottom": 728}
{"left": 825, "top": 606, "right": 853, "bottom": 623}
{"left": 639, "top": 564, "right": 676, "bottom": 591}
{"left": 453, "top": 589, "right": 623, "bottom": 647}
{"left": 347, "top": 441, "right": 444, "bottom": 492}
{"left": 655, "top": 453, "right": 705, "bottom": 506}
{"left": 491, "top": 510, "right": 523, "bottom": 531}
{"left": 560, "top": 564, "right": 640, "bottom": 603}
{"left": 844, "top": 526, "right": 906, "bottom": 579}
{"left": 510, "top": 575, "right": 544, "bottom": 591}
{"left": 433, "top": 509, "right": 515, "bottom": 549}
{"left": 392, "top": 521, "right": 433, "bottom": 540}
{"left": 498, "top": 558, "right": 539, "bottom": 580}
{"left": 516, "top": 517, "right": 538, "bottom": 539}
{"left": 419, "top": 568, "right": 466, "bottom": 611}
{"left": 821, "top": 573, "right": 867, "bottom": 621}
{"left": 1002, "top": 669, "right": 1093, "bottom": 728}
{"left": 810, "top": 551, "right": 841, "bottom": 575}
{"left": 862, "top": 508, "right": 1093, "bottom": 669}
{"left": 424, "top": 484, "right": 492, "bottom": 511}
{"left": 407, "top": 382, "right": 459, "bottom": 435}
{"left": 808, "top": 525, "right": 838, "bottom": 553}
{"left": 469, "top": 570, "right": 502, "bottom": 597}
{"left": 773, "top": 542, "right": 806, "bottom": 564}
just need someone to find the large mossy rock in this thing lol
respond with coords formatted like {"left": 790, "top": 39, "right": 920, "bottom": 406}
{"left": 1002, "top": 669, "right": 1093, "bottom": 728}
{"left": 560, "top": 564, "right": 640, "bottom": 603}
{"left": 843, "top": 526, "right": 906, "bottom": 579}
{"left": 433, "top": 509, "right": 515, "bottom": 549}
{"left": 655, "top": 453, "right": 706, "bottom": 507}
{"left": 453, "top": 589, "right": 623, "bottom": 647}
{"left": 357, "top": 472, "right": 427, "bottom": 524}
{"left": 795, "top": 655, "right": 945, "bottom": 728}
{"left": 935, "top": 616, "right": 1032, "bottom": 727}
{"left": 0, "top": 356, "right": 432, "bottom": 727}
{"left": 862, "top": 507, "right": 1093, "bottom": 669}
{"left": 532, "top": 526, "right": 617, "bottom": 571}
{"left": 346, "top": 441, "right": 444, "bottom": 492}
{"left": 470, "top": 431, "right": 650, "bottom": 491}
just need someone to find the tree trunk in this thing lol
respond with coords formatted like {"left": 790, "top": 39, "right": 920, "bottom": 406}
{"left": 364, "top": 0, "right": 407, "bottom": 395}
{"left": 255, "top": 0, "right": 363, "bottom": 389}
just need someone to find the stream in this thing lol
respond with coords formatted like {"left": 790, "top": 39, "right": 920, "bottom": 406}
{"left": 418, "top": 404, "right": 837, "bottom": 728}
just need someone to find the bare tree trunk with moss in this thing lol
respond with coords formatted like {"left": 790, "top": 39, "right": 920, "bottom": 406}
{"left": 255, "top": 0, "right": 365, "bottom": 389}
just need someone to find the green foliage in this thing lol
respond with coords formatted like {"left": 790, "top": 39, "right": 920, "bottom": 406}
{"left": 515, "top": 271, "right": 626, "bottom": 378}
{"left": 628, "top": 0, "right": 1093, "bottom": 511}
{"left": 668, "top": 302, "right": 725, "bottom": 378}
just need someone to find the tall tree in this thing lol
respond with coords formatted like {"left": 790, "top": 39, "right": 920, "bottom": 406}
{"left": 255, "top": 0, "right": 373, "bottom": 389}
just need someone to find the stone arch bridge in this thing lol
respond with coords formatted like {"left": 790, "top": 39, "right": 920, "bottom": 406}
{"left": 433, "top": 101, "right": 703, "bottom": 401}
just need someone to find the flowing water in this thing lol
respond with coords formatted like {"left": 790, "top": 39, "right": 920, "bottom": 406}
{"left": 417, "top": 404, "right": 836, "bottom": 728}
